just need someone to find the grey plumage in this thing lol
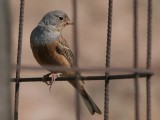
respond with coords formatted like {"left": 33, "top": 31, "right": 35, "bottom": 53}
{"left": 30, "top": 25, "right": 60, "bottom": 46}
{"left": 39, "top": 10, "right": 67, "bottom": 26}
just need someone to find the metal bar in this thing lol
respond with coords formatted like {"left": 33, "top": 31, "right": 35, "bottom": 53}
{"left": 72, "top": 0, "right": 80, "bottom": 120}
{"left": 0, "top": 0, "right": 12, "bottom": 119}
{"left": 14, "top": 0, "right": 25, "bottom": 120}
{"left": 146, "top": 0, "right": 152, "bottom": 120}
{"left": 11, "top": 73, "right": 153, "bottom": 82}
{"left": 134, "top": 76, "right": 139, "bottom": 119}
{"left": 12, "top": 65, "right": 153, "bottom": 74}
{"left": 104, "top": 0, "right": 113, "bottom": 119}
{"left": 133, "top": 0, "right": 140, "bottom": 120}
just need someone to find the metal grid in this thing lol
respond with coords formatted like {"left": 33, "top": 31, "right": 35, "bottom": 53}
{"left": 12, "top": 0, "right": 153, "bottom": 120}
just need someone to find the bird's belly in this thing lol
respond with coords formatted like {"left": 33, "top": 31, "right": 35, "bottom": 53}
{"left": 31, "top": 44, "right": 59, "bottom": 70}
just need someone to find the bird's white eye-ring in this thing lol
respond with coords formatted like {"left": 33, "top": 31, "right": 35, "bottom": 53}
{"left": 59, "top": 17, "right": 63, "bottom": 20}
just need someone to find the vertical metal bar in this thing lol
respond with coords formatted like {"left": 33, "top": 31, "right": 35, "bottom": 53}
{"left": 133, "top": 0, "right": 140, "bottom": 120}
{"left": 14, "top": 0, "right": 25, "bottom": 120}
{"left": 0, "top": 0, "right": 12, "bottom": 119}
{"left": 72, "top": 0, "right": 80, "bottom": 120}
{"left": 72, "top": 1, "right": 78, "bottom": 65}
{"left": 104, "top": 0, "right": 113, "bottom": 120}
{"left": 134, "top": 77, "right": 139, "bottom": 120}
{"left": 146, "top": 0, "right": 152, "bottom": 120}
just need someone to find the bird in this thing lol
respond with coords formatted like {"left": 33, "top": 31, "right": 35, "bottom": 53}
{"left": 30, "top": 10, "right": 101, "bottom": 115}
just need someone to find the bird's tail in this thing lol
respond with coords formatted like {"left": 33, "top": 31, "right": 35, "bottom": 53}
{"left": 80, "top": 86, "right": 101, "bottom": 115}
{"left": 69, "top": 81, "right": 101, "bottom": 115}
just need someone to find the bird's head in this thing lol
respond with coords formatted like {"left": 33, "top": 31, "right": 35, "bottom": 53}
{"left": 39, "top": 10, "right": 73, "bottom": 32}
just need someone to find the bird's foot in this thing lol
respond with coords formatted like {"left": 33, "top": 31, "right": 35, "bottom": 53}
{"left": 43, "top": 73, "right": 61, "bottom": 92}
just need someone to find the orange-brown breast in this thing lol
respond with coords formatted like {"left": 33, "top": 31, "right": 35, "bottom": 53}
{"left": 31, "top": 40, "right": 71, "bottom": 72}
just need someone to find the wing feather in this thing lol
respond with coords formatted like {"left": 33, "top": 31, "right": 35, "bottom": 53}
{"left": 56, "top": 37, "right": 84, "bottom": 82}
{"left": 56, "top": 37, "right": 75, "bottom": 67}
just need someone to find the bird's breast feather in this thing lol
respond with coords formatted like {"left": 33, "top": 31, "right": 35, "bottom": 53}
{"left": 30, "top": 26, "right": 60, "bottom": 46}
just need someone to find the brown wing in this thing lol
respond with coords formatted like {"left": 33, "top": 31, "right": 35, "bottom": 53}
{"left": 56, "top": 37, "right": 84, "bottom": 82}
{"left": 56, "top": 37, "right": 75, "bottom": 67}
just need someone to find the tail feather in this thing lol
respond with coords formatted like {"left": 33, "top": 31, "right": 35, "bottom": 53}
{"left": 69, "top": 80, "right": 101, "bottom": 115}
{"left": 80, "top": 87, "right": 101, "bottom": 115}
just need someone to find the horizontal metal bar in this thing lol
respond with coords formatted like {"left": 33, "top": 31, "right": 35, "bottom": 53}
{"left": 11, "top": 73, "right": 153, "bottom": 82}
{"left": 12, "top": 65, "right": 153, "bottom": 74}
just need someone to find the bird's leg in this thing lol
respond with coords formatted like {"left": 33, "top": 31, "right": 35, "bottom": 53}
{"left": 49, "top": 73, "right": 63, "bottom": 92}
{"left": 43, "top": 73, "right": 61, "bottom": 92}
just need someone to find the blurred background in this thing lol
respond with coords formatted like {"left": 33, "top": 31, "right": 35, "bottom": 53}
{"left": 9, "top": 0, "right": 159, "bottom": 120}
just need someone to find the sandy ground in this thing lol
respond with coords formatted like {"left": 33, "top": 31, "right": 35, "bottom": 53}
{"left": 10, "top": 0, "right": 160, "bottom": 120}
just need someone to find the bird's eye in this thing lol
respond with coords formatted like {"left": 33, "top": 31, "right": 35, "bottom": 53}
{"left": 59, "top": 17, "right": 63, "bottom": 20}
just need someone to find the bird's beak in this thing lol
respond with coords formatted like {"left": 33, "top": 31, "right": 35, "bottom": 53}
{"left": 67, "top": 19, "right": 74, "bottom": 25}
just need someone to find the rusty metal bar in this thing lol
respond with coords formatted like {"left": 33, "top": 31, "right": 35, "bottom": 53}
{"left": 0, "top": 0, "right": 12, "bottom": 119}
{"left": 133, "top": 0, "right": 140, "bottom": 119}
{"left": 104, "top": 0, "right": 113, "bottom": 119}
{"left": 13, "top": 65, "right": 153, "bottom": 74}
{"left": 14, "top": 0, "right": 25, "bottom": 120}
{"left": 11, "top": 73, "right": 153, "bottom": 82}
{"left": 72, "top": 0, "right": 80, "bottom": 120}
{"left": 146, "top": 0, "right": 152, "bottom": 120}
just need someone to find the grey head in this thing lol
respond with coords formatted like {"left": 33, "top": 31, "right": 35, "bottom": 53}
{"left": 30, "top": 10, "right": 73, "bottom": 45}
{"left": 38, "top": 10, "right": 73, "bottom": 31}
